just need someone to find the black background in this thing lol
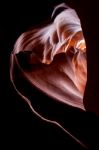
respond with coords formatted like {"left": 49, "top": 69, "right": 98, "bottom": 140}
{"left": 1, "top": 0, "right": 99, "bottom": 149}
